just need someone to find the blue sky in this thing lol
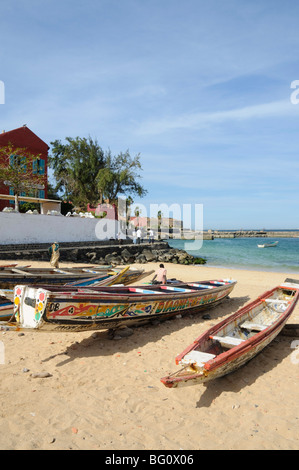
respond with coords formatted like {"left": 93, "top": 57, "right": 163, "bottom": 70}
{"left": 1, "top": 0, "right": 299, "bottom": 229}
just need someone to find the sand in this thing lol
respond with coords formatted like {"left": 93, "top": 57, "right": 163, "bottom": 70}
{"left": 0, "top": 259, "right": 298, "bottom": 450}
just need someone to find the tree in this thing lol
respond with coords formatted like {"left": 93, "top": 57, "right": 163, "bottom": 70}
{"left": 49, "top": 136, "right": 105, "bottom": 208}
{"left": 96, "top": 150, "right": 147, "bottom": 206}
{"left": 0, "top": 144, "right": 45, "bottom": 212}
{"left": 49, "top": 137, "right": 147, "bottom": 211}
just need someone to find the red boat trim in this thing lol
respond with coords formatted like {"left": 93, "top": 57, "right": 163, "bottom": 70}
{"left": 175, "top": 286, "right": 299, "bottom": 370}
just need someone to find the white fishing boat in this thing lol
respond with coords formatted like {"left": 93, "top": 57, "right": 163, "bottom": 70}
{"left": 257, "top": 241, "right": 278, "bottom": 248}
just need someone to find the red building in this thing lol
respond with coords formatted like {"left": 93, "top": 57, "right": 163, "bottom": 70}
{"left": 0, "top": 125, "right": 49, "bottom": 211}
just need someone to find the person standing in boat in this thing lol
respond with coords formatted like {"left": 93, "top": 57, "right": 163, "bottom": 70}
{"left": 152, "top": 263, "right": 167, "bottom": 285}
{"left": 49, "top": 242, "right": 60, "bottom": 268}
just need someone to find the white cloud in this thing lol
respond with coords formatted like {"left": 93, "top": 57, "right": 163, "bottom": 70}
{"left": 135, "top": 99, "right": 299, "bottom": 136}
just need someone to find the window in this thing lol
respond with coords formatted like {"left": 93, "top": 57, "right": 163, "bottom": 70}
{"left": 38, "top": 159, "right": 45, "bottom": 175}
{"left": 10, "top": 154, "right": 26, "bottom": 172}
{"left": 33, "top": 158, "right": 45, "bottom": 175}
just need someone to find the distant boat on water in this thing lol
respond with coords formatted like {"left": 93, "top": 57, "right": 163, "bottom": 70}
{"left": 257, "top": 241, "right": 278, "bottom": 248}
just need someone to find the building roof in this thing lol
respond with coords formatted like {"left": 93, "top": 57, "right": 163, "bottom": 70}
{"left": 0, "top": 125, "right": 49, "bottom": 153}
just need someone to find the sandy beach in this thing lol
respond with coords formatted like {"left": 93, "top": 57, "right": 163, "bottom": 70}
{"left": 0, "top": 259, "right": 298, "bottom": 450}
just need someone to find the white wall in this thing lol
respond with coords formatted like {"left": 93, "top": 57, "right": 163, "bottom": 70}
{"left": 0, "top": 212, "right": 123, "bottom": 244}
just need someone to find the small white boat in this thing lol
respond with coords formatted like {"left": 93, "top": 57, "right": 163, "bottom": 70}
{"left": 257, "top": 241, "right": 278, "bottom": 248}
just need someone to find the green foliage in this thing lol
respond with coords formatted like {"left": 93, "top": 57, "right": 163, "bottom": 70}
{"left": 49, "top": 136, "right": 147, "bottom": 209}
{"left": 49, "top": 136, "right": 105, "bottom": 208}
{"left": 19, "top": 202, "right": 39, "bottom": 213}
{"left": 96, "top": 150, "right": 147, "bottom": 205}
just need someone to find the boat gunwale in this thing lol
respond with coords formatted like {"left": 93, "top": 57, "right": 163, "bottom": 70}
{"left": 174, "top": 284, "right": 299, "bottom": 372}
{"left": 26, "top": 279, "right": 237, "bottom": 303}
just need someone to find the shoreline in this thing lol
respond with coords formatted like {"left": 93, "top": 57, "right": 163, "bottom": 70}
{"left": 0, "top": 260, "right": 298, "bottom": 450}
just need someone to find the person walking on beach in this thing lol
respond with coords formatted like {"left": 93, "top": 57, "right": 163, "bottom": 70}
{"left": 152, "top": 263, "right": 167, "bottom": 285}
{"left": 48, "top": 242, "right": 60, "bottom": 268}
{"left": 136, "top": 228, "right": 141, "bottom": 244}
{"left": 148, "top": 229, "right": 154, "bottom": 244}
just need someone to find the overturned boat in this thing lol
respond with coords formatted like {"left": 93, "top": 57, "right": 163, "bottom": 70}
{"left": 1, "top": 278, "right": 236, "bottom": 332}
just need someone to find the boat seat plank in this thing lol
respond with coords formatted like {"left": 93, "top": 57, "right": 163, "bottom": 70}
{"left": 128, "top": 287, "right": 161, "bottom": 294}
{"left": 11, "top": 268, "right": 31, "bottom": 275}
{"left": 211, "top": 335, "right": 245, "bottom": 348}
{"left": 187, "top": 283, "right": 215, "bottom": 289}
{"left": 180, "top": 350, "right": 216, "bottom": 366}
{"left": 262, "top": 299, "right": 289, "bottom": 304}
{"left": 160, "top": 286, "right": 196, "bottom": 293}
{"left": 82, "top": 269, "right": 102, "bottom": 274}
{"left": 209, "top": 281, "right": 229, "bottom": 285}
{"left": 54, "top": 268, "right": 76, "bottom": 274}
{"left": 241, "top": 321, "right": 268, "bottom": 331}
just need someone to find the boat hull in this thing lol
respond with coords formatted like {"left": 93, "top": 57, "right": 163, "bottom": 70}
{"left": 0, "top": 266, "right": 130, "bottom": 289}
{"left": 161, "top": 320, "right": 287, "bottom": 387}
{"left": 161, "top": 279, "right": 299, "bottom": 388}
{"left": 0, "top": 299, "right": 14, "bottom": 321}
{"left": 2, "top": 279, "right": 237, "bottom": 332}
{"left": 257, "top": 241, "right": 278, "bottom": 248}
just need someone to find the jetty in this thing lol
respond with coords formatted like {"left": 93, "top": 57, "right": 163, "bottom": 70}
{"left": 198, "top": 230, "right": 299, "bottom": 240}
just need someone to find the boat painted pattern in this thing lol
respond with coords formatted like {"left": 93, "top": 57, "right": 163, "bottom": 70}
{"left": 161, "top": 279, "right": 299, "bottom": 388}
{"left": 4, "top": 279, "right": 237, "bottom": 332}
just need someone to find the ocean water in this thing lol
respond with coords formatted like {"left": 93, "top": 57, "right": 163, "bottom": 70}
{"left": 168, "top": 237, "right": 299, "bottom": 273}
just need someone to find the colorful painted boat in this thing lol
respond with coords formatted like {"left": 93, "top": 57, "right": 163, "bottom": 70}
{"left": 161, "top": 278, "right": 299, "bottom": 388}
{"left": 69, "top": 267, "right": 154, "bottom": 287}
{"left": 0, "top": 265, "right": 120, "bottom": 289}
{"left": 1, "top": 278, "right": 237, "bottom": 332}
{"left": 0, "top": 266, "right": 130, "bottom": 320}
{"left": 0, "top": 265, "right": 152, "bottom": 289}
{"left": 0, "top": 295, "right": 14, "bottom": 321}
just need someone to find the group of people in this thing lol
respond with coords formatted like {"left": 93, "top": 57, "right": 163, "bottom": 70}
{"left": 132, "top": 228, "right": 154, "bottom": 244}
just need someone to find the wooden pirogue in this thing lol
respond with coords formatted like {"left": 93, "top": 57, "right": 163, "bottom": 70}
{"left": 161, "top": 278, "right": 299, "bottom": 388}
{"left": 0, "top": 278, "right": 237, "bottom": 332}
{"left": 0, "top": 265, "right": 151, "bottom": 289}
{"left": 0, "top": 266, "right": 156, "bottom": 320}
{"left": 0, "top": 266, "right": 131, "bottom": 321}
{"left": 0, "top": 295, "right": 14, "bottom": 321}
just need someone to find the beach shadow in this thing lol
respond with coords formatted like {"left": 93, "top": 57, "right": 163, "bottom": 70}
{"left": 195, "top": 336, "right": 294, "bottom": 408}
{"left": 41, "top": 295, "right": 250, "bottom": 366}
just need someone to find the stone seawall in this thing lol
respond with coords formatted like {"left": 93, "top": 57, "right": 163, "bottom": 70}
{"left": 202, "top": 230, "right": 299, "bottom": 239}
{"left": 0, "top": 240, "right": 206, "bottom": 266}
